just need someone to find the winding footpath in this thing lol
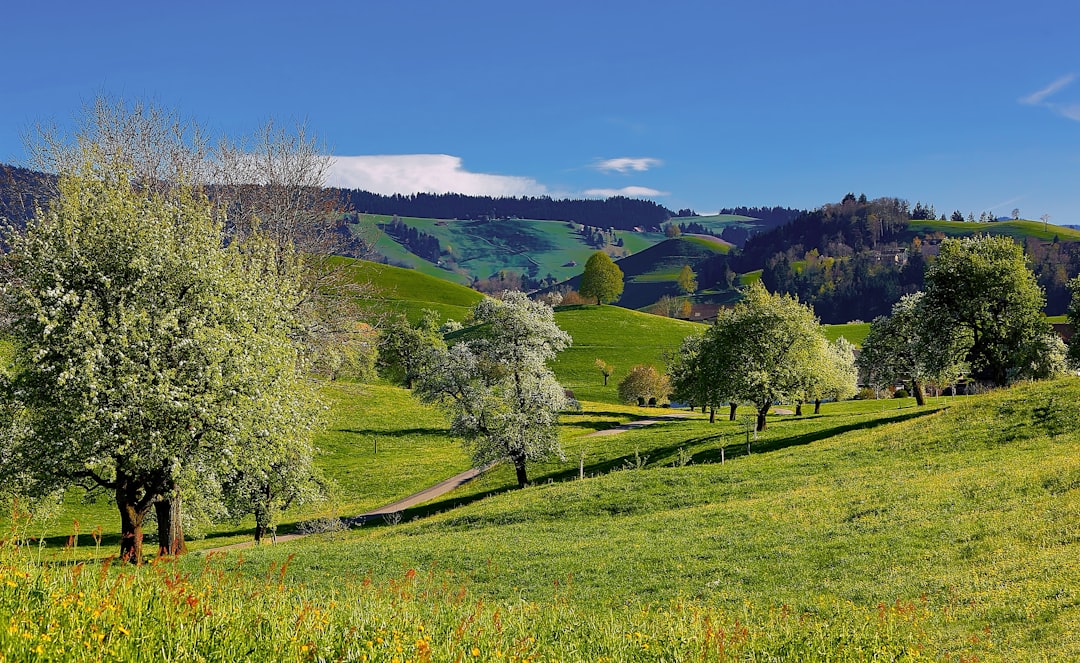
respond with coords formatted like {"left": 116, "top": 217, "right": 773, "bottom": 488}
{"left": 203, "top": 465, "right": 490, "bottom": 553}
{"left": 205, "top": 413, "right": 688, "bottom": 553}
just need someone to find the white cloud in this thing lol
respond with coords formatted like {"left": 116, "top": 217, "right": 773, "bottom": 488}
{"left": 326, "top": 154, "right": 549, "bottom": 197}
{"left": 1019, "top": 74, "right": 1080, "bottom": 122}
{"left": 1019, "top": 74, "right": 1075, "bottom": 105}
{"left": 583, "top": 186, "right": 669, "bottom": 198}
{"left": 592, "top": 157, "right": 663, "bottom": 174}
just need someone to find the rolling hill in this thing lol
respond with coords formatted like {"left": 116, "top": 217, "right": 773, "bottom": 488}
{"left": 352, "top": 213, "right": 667, "bottom": 286}
{"left": 550, "top": 236, "right": 735, "bottom": 310}
{"left": 338, "top": 257, "right": 484, "bottom": 323}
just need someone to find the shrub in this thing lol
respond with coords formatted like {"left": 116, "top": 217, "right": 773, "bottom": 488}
{"left": 618, "top": 364, "right": 671, "bottom": 406}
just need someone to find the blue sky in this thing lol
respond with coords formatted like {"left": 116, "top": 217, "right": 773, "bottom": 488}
{"left": 5, "top": 1, "right": 1080, "bottom": 222}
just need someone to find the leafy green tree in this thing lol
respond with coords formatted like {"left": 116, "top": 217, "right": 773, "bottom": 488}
{"left": 857, "top": 292, "right": 969, "bottom": 405}
{"left": 378, "top": 310, "right": 446, "bottom": 389}
{"left": 923, "top": 235, "right": 1061, "bottom": 385}
{"left": 668, "top": 334, "right": 730, "bottom": 422}
{"left": 676, "top": 265, "right": 698, "bottom": 295}
{"left": 0, "top": 160, "right": 318, "bottom": 561}
{"left": 416, "top": 292, "right": 571, "bottom": 488}
{"left": 704, "top": 283, "right": 831, "bottom": 431}
{"left": 579, "top": 252, "right": 624, "bottom": 305}
{"left": 793, "top": 337, "right": 859, "bottom": 415}
{"left": 1067, "top": 277, "right": 1080, "bottom": 368}
{"left": 617, "top": 365, "right": 671, "bottom": 406}
{"left": 595, "top": 358, "right": 615, "bottom": 386}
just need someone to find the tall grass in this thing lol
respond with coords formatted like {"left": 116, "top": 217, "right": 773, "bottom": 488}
{"left": 0, "top": 531, "right": 946, "bottom": 662}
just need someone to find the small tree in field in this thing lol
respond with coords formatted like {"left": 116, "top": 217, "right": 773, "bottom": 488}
{"left": 416, "top": 292, "right": 571, "bottom": 488}
{"left": 595, "top": 359, "right": 615, "bottom": 386}
{"left": 618, "top": 365, "right": 671, "bottom": 406}
{"left": 677, "top": 265, "right": 697, "bottom": 295}
{"left": 579, "top": 252, "right": 624, "bottom": 305}
{"left": 0, "top": 160, "right": 318, "bottom": 561}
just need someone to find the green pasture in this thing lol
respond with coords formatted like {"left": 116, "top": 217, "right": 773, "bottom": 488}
{"left": 823, "top": 321, "right": 871, "bottom": 346}
{"left": 340, "top": 258, "right": 483, "bottom": 324}
{"left": 739, "top": 269, "right": 762, "bottom": 285}
{"left": 224, "top": 377, "right": 1080, "bottom": 660}
{"left": 668, "top": 213, "right": 760, "bottom": 230}
{"left": 551, "top": 304, "right": 701, "bottom": 404}
{"left": 906, "top": 219, "right": 1080, "bottom": 243}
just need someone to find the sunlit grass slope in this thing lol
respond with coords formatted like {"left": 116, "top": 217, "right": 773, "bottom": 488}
{"left": 341, "top": 258, "right": 484, "bottom": 324}
{"left": 906, "top": 219, "right": 1080, "bottom": 243}
{"left": 823, "top": 321, "right": 871, "bottom": 346}
{"left": 551, "top": 304, "right": 702, "bottom": 404}
{"left": 238, "top": 377, "right": 1080, "bottom": 660}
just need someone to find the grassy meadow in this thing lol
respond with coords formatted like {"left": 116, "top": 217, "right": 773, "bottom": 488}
{"left": 905, "top": 219, "right": 1080, "bottom": 243}
{"left": 341, "top": 258, "right": 484, "bottom": 324}
{"left": 6, "top": 379, "right": 1080, "bottom": 660}
{"left": 4, "top": 276, "right": 1080, "bottom": 660}
{"left": 550, "top": 304, "right": 701, "bottom": 404}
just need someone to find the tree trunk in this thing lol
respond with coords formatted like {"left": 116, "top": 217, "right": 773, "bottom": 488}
{"left": 254, "top": 483, "right": 272, "bottom": 544}
{"left": 513, "top": 455, "right": 529, "bottom": 488}
{"left": 911, "top": 379, "right": 925, "bottom": 406}
{"left": 795, "top": 401, "right": 803, "bottom": 416}
{"left": 155, "top": 490, "right": 187, "bottom": 557}
{"left": 116, "top": 476, "right": 147, "bottom": 564}
{"left": 602, "top": 374, "right": 608, "bottom": 386}
{"left": 756, "top": 405, "right": 769, "bottom": 432}
{"left": 729, "top": 402, "right": 737, "bottom": 421}
{"left": 814, "top": 398, "right": 821, "bottom": 414}
{"left": 709, "top": 407, "right": 715, "bottom": 424}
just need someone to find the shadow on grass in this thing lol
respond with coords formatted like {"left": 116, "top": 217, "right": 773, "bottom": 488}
{"left": 336, "top": 427, "right": 448, "bottom": 438}
{"left": 39, "top": 407, "right": 943, "bottom": 552}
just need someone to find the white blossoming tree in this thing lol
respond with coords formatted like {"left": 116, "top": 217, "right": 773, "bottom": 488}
{"left": 416, "top": 292, "right": 571, "bottom": 488}
{"left": 0, "top": 156, "right": 319, "bottom": 561}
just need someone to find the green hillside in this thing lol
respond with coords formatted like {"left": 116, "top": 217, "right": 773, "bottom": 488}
{"left": 553, "top": 236, "right": 734, "bottom": 310}
{"left": 551, "top": 304, "right": 702, "bottom": 403}
{"left": 906, "top": 219, "right": 1080, "bottom": 243}
{"left": 340, "top": 258, "right": 484, "bottom": 324}
{"left": 668, "top": 212, "right": 760, "bottom": 230}
{"left": 356, "top": 213, "right": 666, "bottom": 285}
{"left": 205, "top": 378, "right": 1080, "bottom": 660}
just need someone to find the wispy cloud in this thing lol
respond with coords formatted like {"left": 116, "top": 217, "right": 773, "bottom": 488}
{"left": 583, "top": 186, "right": 669, "bottom": 198}
{"left": 1019, "top": 74, "right": 1080, "bottom": 122}
{"left": 592, "top": 157, "right": 663, "bottom": 174}
{"left": 1019, "top": 74, "right": 1075, "bottom": 105}
{"left": 326, "top": 155, "right": 549, "bottom": 196}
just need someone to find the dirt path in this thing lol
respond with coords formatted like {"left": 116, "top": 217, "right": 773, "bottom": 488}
{"left": 583, "top": 413, "right": 690, "bottom": 437}
{"left": 203, "top": 464, "right": 491, "bottom": 553}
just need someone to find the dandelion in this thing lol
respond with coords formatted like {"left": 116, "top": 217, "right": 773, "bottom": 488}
{"left": 472, "top": 646, "right": 481, "bottom": 656}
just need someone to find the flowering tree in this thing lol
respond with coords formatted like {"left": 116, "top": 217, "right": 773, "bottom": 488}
{"left": 0, "top": 158, "right": 318, "bottom": 561}
{"left": 416, "top": 292, "right": 571, "bottom": 488}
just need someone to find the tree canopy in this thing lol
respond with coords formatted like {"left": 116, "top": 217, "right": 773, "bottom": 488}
{"left": 681, "top": 282, "right": 850, "bottom": 431}
{"left": 578, "top": 252, "right": 624, "bottom": 305}
{"left": 415, "top": 292, "right": 571, "bottom": 488}
{"left": 0, "top": 158, "right": 318, "bottom": 561}
{"left": 857, "top": 292, "right": 968, "bottom": 404}
{"left": 617, "top": 365, "right": 671, "bottom": 406}
{"left": 923, "top": 235, "right": 1063, "bottom": 385}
